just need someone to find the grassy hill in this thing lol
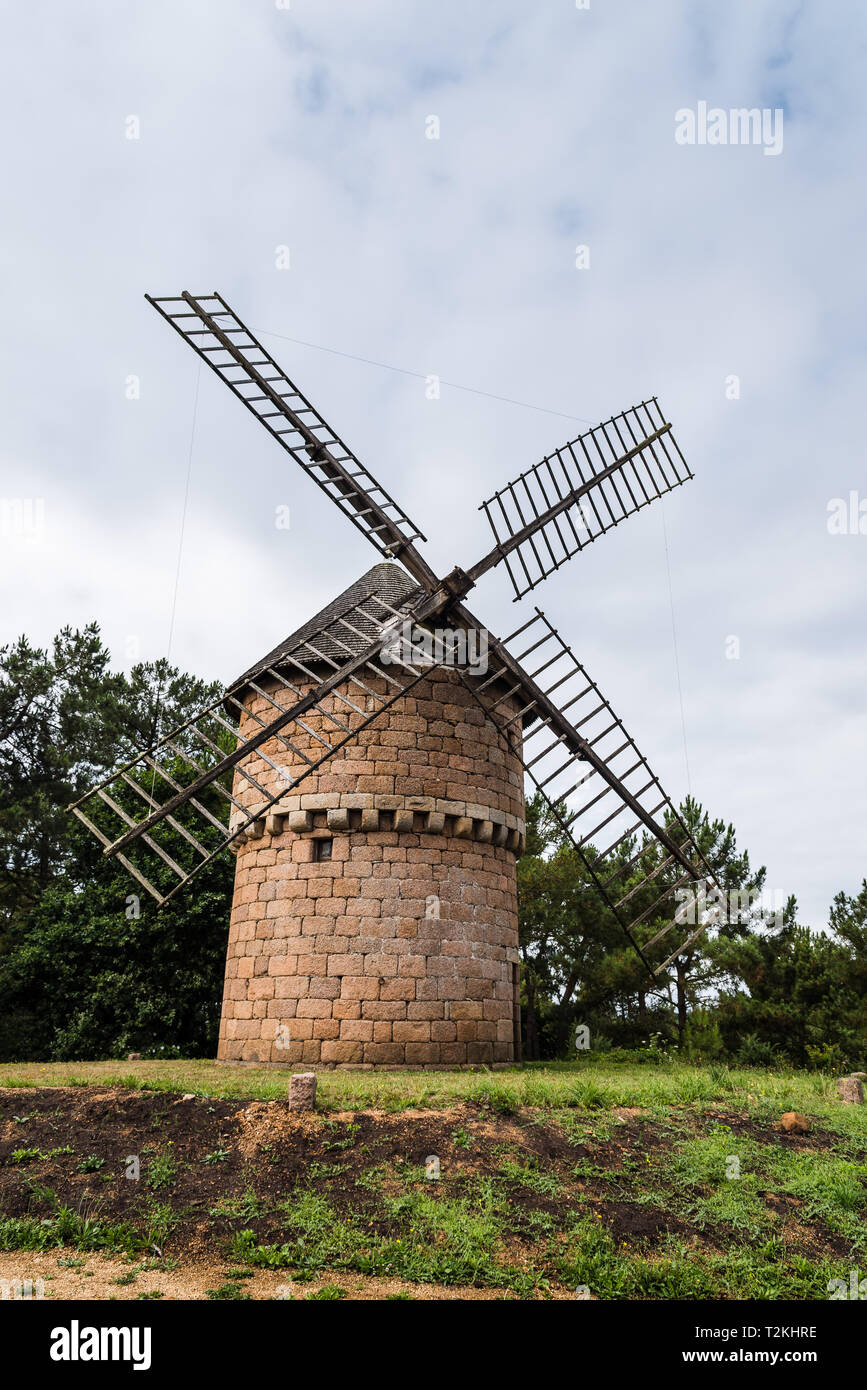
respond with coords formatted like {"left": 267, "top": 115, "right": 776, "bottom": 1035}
{"left": 0, "top": 1059, "right": 864, "bottom": 1300}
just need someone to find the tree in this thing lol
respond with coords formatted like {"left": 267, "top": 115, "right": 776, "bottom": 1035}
{"left": 0, "top": 625, "right": 124, "bottom": 923}
{"left": 0, "top": 628, "right": 222, "bottom": 928}
{"left": 0, "top": 847, "right": 231, "bottom": 1061}
{"left": 517, "top": 795, "right": 671, "bottom": 1057}
{"left": 517, "top": 796, "right": 613, "bottom": 1057}
{"left": 713, "top": 918, "right": 861, "bottom": 1067}
{"left": 0, "top": 623, "right": 233, "bottom": 1060}
{"left": 516, "top": 792, "right": 777, "bottom": 1058}
{"left": 829, "top": 881, "right": 867, "bottom": 1003}
{"left": 655, "top": 797, "right": 767, "bottom": 1045}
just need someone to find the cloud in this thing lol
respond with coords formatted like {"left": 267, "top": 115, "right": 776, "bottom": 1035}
{"left": 2, "top": 0, "right": 865, "bottom": 927}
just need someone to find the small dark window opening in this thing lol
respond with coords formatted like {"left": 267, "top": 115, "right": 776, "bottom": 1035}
{"left": 313, "top": 838, "right": 333, "bottom": 862}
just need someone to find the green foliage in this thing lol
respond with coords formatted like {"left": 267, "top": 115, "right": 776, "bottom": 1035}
{"left": 517, "top": 790, "right": 867, "bottom": 1068}
{"left": 2, "top": 620, "right": 866, "bottom": 1073}
{"left": 7, "top": 1145, "right": 73, "bottom": 1165}
{"left": 76, "top": 1155, "right": 105, "bottom": 1173}
{"left": 0, "top": 623, "right": 232, "bottom": 1061}
{"left": 0, "top": 1206, "right": 145, "bottom": 1256}
{"left": 683, "top": 1009, "right": 725, "bottom": 1062}
{"left": 146, "top": 1152, "right": 178, "bottom": 1191}
{"left": 736, "top": 1034, "right": 780, "bottom": 1068}
{"left": 714, "top": 921, "right": 866, "bottom": 1068}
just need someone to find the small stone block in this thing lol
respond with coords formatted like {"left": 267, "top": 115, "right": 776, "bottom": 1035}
{"left": 492, "top": 824, "right": 509, "bottom": 847}
{"left": 360, "top": 809, "right": 380, "bottom": 832}
{"left": 425, "top": 812, "right": 446, "bottom": 834}
{"left": 326, "top": 808, "right": 352, "bottom": 833}
{"left": 247, "top": 818, "right": 265, "bottom": 840}
{"left": 454, "top": 817, "right": 473, "bottom": 839}
{"left": 288, "top": 1072, "right": 317, "bottom": 1110}
{"left": 394, "top": 810, "right": 414, "bottom": 833}
{"left": 265, "top": 813, "right": 285, "bottom": 836}
{"left": 476, "top": 820, "right": 494, "bottom": 844}
{"left": 837, "top": 1077, "right": 864, "bottom": 1104}
{"left": 287, "top": 810, "right": 313, "bottom": 832}
{"left": 506, "top": 829, "right": 521, "bottom": 853}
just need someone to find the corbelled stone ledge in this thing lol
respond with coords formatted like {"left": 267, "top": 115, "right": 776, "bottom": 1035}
{"left": 229, "top": 792, "right": 526, "bottom": 856}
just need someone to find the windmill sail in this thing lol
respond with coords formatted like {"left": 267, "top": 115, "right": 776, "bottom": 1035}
{"left": 70, "top": 591, "right": 449, "bottom": 906}
{"left": 473, "top": 400, "right": 692, "bottom": 600}
{"left": 454, "top": 604, "right": 723, "bottom": 975}
{"left": 146, "top": 292, "right": 438, "bottom": 590}
{"left": 77, "top": 286, "right": 722, "bottom": 987}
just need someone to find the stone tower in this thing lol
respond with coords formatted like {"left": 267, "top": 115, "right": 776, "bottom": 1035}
{"left": 216, "top": 563, "right": 526, "bottom": 1069}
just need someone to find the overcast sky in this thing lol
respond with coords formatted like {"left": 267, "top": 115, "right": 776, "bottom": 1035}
{"left": 1, "top": 1, "right": 865, "bottom": 928}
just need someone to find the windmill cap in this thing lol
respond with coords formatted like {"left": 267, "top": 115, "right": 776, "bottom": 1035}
{"left": 226, "top": 562, "right": 422, "bottom": 699}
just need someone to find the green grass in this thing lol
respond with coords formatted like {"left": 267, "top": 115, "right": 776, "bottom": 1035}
{"left": 206, "top": 1281, "right": 251, "bottom": 1300}
{"left": 2, "top": 1057, "right": 864, "bottom": 1299}
{"left": 227, "top": 1186, "right": 539, "bottom": 1293}
{"left": 666, "top": 1131, "right": 867, "bottom": 1251}
{"left": 553, "top": 1218, "right": 835, "bottom": 1299}
{"left": 210, "top": 1190, "right": 266, "bottom": 1222}
{"left": 146, "top": 1152, "right": 177, "bottom": 1191}
{"left": 1, "top": 1056, "right": 858, "bottom": 1116}
{"left": 0, "top": 1208, "right": 146, "bottom": 1257}
{"left": 6, "top": 1146, "right": 74, "bottom": 1165}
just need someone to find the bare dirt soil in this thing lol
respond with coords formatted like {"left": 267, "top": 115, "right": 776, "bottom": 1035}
{"left": 1, "top": 1085, "right": 862, "bottom": 1299}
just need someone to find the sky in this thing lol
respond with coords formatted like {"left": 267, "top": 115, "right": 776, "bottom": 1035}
{"left": 1, "top": 0, "right": 865, "bottom": 929}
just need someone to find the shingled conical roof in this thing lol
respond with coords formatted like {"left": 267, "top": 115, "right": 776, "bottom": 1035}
{"left": 229, "top": 562, "right": 422, "bottom": 695}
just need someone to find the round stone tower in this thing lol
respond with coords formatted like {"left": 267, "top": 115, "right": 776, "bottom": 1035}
{"left": 216, "top": 563, "right": 525, "bottom": 1069}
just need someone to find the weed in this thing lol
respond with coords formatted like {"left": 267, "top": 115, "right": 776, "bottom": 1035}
{"left": 146, "top": 1153, "right": 177, "bottom": 1190}
{"left": 8, "top": 1146, "right": 73, "bottom": 1165}
{"left": 77, "top": 1156, "right": 105, "bottom": 1173}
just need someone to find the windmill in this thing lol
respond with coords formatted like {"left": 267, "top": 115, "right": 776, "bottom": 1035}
{"left": 70, "top": 291, "right": 725, "bottom": 1067}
